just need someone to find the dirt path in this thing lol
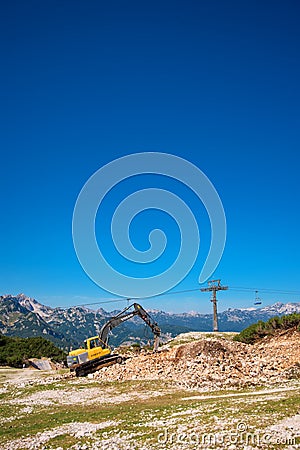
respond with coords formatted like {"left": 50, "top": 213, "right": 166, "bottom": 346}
{"left": 183, "top": 384, "right": 300, "bottom": 401}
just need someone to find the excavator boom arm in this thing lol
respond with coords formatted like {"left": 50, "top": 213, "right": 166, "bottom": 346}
{"left": 99, "top": 303, "right": 161, "bottom": 350}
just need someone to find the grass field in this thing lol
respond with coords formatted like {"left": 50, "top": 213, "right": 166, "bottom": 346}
{"left": 0, "top": 367, "right": 299, "bottom": 449}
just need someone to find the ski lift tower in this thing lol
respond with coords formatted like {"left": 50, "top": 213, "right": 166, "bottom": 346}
{"left": 201, "top": 279, "right": 228, "bottom": 332}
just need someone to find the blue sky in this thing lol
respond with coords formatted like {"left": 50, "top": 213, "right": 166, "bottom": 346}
{"left": 1, "top": 0, "right": 299, "bottom": 312}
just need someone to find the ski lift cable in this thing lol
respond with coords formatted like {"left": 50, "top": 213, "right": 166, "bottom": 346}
{"left": 60, "top": 285, "right": 300, "bottom": 309}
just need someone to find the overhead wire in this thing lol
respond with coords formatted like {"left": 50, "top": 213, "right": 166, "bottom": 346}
{"left": 60, "top": 285, "right": 300, "bottom": 309}
{"left": 229, "top": 286, "right": 300, "bottom": 295}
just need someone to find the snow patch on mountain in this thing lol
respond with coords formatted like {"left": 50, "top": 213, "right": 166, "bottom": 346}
{"left": 16, "top": 294, "right": 53, "bottom": 320}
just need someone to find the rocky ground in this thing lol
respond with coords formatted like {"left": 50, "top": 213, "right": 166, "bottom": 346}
{"left": 93, "top": 330, "right": 300, "bottom": 390}
{"left": 0, "top": 331, "right": 299, "bottom": 449}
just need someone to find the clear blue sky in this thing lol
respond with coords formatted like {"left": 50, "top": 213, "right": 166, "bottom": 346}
{"left": 1, "top": 0, "right": 299, "bottom": 312}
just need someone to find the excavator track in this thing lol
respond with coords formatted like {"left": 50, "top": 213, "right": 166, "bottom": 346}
{"left": 75, "top": 354, "right": 123, "bottom": 377}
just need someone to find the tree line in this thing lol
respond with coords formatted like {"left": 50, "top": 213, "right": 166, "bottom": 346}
{"left": 0, "top": 334, "right": 67, "bottom": 368}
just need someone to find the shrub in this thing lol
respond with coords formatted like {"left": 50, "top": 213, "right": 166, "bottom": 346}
{"left": 234, "top": 313, "right": 300, "bottom": 344}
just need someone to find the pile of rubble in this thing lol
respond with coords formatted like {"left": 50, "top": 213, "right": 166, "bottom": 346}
{"left": 93, "top": 330, "right": 300, "bottom": 389}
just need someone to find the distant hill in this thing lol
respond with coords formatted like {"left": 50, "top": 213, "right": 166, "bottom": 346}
{"left": 0, "top": 294, "right": 299, "bottom": 350}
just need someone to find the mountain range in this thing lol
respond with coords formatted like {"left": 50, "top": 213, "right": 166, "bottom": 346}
{"left": 1, "top": 293, "right": 299, "bottom": 350}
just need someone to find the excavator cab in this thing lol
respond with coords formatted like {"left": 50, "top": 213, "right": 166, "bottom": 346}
{"left": 84, "top": 337, "right": 102, "bottom": 349}
{"left": 67, "top": 336, "right": 110, "bottom": 369}
{"left": 85, "top": 336, "right": 110, "bottom": 360}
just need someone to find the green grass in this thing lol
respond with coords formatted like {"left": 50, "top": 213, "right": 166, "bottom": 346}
{"left": 44, "top": 434, "right": 80, "bottom": 448}
{"left": 0, "top": 373, "right": 299, "bottom": 449}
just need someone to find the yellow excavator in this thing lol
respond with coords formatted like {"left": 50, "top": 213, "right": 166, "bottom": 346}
{"left": 67, "top": 303, "right": 161, "bottom": 377}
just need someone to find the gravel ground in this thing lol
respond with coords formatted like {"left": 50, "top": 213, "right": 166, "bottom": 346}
{"left": 9, "top": 386, "right": 168, "bottom": 407}
{"left": 2, "top": 382, "right": 299, "bottom": 450}
{"left": 2, "top": 421, "right": 121, "bottom": 450}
